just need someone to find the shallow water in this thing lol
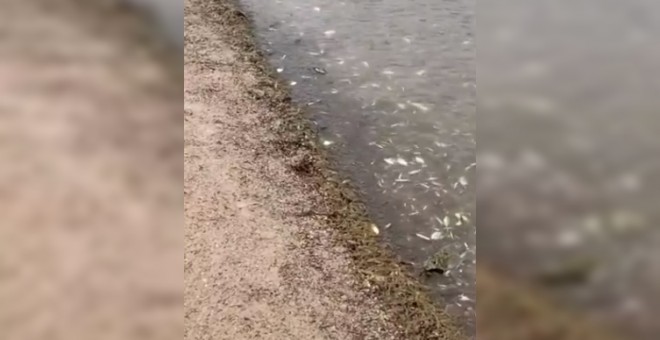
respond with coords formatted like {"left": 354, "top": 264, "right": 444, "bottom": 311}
{"left": 240, "top": 0, "right": 476, "bottom": 332}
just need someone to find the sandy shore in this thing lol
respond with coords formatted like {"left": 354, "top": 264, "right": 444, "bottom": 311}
{"left": 184, "top": 1, "right": 395, "bottom": 339}
{"left": 183, "top": 0, "right": 466, "bottom": 339}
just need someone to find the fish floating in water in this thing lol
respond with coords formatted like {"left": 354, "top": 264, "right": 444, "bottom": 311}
{"left": 312, "top": 67, "right": 327, "bottom": 75}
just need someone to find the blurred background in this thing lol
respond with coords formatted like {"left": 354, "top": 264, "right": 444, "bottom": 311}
{"left": 4, "top": 0, "right": 659, "bottom": 338}
{"left": 0, "top": 1, "right": 181, "bottom": 339}
{"left": 479, "top": 0, "right": 660, "bottom": 339}
{"left": 123, "top": 0, "right": 182, "bottom": 48}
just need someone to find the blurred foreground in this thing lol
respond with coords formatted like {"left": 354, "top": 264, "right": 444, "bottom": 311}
{"left": 0, "top": 1, "right": 181, "bottom": 339}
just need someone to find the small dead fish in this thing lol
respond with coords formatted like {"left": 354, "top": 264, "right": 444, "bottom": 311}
{"left": 453, "top": 213, "right": 469, "bottom": 226}
{"left": 459, "top": 176, "right": 468, "bottom": 187}
{"left": 416, "top": 233, "right": 431, "bottom": 241}
{"left": 409, "top": 102, "right": 430, "bottom": 112}
{"left": 312, "top": 67, "right": 327, "bottom": 75}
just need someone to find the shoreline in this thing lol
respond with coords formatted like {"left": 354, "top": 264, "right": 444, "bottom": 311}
{"left": 184, "top": 0, "right": 464, "bottom": 339}
{"left": 184, "top": 1, "right": 621, "bottom": 339}
{"left": 219, "top": 2, "right": 466, "bottom": 337}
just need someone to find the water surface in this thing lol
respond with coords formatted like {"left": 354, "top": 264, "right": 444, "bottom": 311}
{"left": 240, "top": 0, "right": 476, "bottom": 332}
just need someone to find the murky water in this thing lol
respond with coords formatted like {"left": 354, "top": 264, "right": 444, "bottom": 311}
{"left": 240, "top": 0, "right": 476, "bottom": 333}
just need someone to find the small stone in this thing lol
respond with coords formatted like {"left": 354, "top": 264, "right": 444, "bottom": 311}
{"left": 423, "top": 251, "right": 452, "bottom": 274}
